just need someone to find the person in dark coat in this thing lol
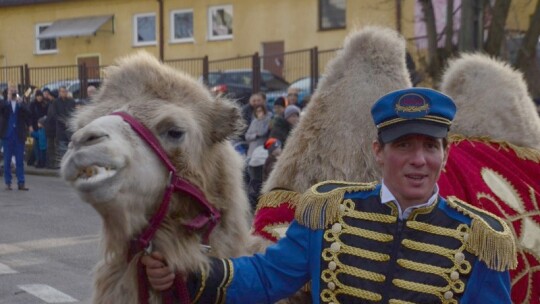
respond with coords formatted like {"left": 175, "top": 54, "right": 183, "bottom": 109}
{"left": 269, "top": 105, "right": 300, "bottom": 145}
{"left": 48, "top": 86, "right": 76, "bottom": 166}
{"left": 27, "top": 90, "right": 48, "bottom": 166}
{"left": 0, "top": 83, "right": 31, "bottom": 190}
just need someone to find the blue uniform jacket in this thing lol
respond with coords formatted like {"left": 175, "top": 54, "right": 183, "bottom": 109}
{"left": 223, "top": 187, "right": 512, "bottom": 303}
{"left": 188, "top": 186, "right": 511, "bottom": 303}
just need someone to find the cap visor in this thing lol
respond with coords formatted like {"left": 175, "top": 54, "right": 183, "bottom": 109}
{"left": 379, "top": 120, "right": 449, "bottom": 143}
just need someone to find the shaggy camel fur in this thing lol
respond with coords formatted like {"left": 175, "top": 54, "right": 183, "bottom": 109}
{"left": 61, "top": 52, "right": 255, "bottom": 303}
{"left": 440, "top": 53, "right": 540, "bottom": 149}
{"left": 262, "top": 26, "right": 411, "bottom": 194}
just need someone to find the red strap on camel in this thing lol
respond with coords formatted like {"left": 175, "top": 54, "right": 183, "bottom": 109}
{"left": 111, "top": 111, "right": 221, "bottom": 304}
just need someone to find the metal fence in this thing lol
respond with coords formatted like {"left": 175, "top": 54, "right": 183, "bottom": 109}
{"left": 0, "top": 47, "right": 342, "bottom": 101}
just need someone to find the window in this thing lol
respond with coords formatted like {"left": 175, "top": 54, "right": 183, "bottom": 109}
{"left": 319, "top": 0, "right": 346, "bottom": 30}
{"left": 133, "top": 13, "right": 156, "bottom": 46}
{"left": 208, "top": 5, "right": 233, "bottom": 41}
{"left": 35, "top": 23, "right": 57, "bottom": 54}
{"left": 170, "top": 9, "right": 194, "bottom": 43}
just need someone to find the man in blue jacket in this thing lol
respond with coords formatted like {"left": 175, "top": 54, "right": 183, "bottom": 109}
{"left": 143, "top": 87, "right": 516, "bottom": 303}
{"left": 0, "top": 83, "right": 31, "bottom": 190}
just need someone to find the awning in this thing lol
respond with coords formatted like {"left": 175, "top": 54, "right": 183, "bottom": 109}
{"left": 37, "top": 15, "right": 114, "bottom": 39}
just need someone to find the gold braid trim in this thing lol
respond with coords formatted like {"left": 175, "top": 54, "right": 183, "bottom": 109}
{"left": 215, "top": 259, "right": 234, "bottom": 304}
{"left": 389, "top": 300, "right": 417, "bottom": 304}
{"left": 393, "top": 279, "right": 458, "bottom": 304}
{"left": 192, "top": 265, "right": 207, "bottom": 303}
{"left": 255, "top": 189, "right": 301, "bottom": 212}
{"left": 321, "top": 286, "right": 382, "bottom": 302}
{"left": 446, "top": 196, "right": 518, "bottom": 271}
{"left": 449, "top": 133, "right": 540, "bottom": 162}
{"left": 295, "top": 181, "right": 378, "bottom": 229}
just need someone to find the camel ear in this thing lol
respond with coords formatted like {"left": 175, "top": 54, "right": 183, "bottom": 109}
{"left": 209, "top": 98, "right": 245, "bottom": 143}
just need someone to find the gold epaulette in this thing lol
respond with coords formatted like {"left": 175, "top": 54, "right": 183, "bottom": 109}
{"left": 255, "top": 189, "right": 301, "bottom": 212}
{"left": 446, "top": 196, "right": 518, "bottom": 271}
{"left": 295, "top": 180, "right": 378, "bottom": 229}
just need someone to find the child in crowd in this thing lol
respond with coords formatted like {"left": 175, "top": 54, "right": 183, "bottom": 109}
{"left": 31, "top": 117, "right": 47, "bottom": 168}
{"left": 263, "top": 137, "right": 282, "bottom": 181}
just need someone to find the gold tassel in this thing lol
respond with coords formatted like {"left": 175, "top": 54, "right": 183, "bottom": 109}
{"left": 255, "top": 189, "right": 301, "bottom": 212}
{"left": 446, "top": 196, "right": 518, "bottom": 271}
{"left": 449, "top": 133, "right": 540, "bottom": 163}
{"left": 295, "top": 181, "right": 377, "bottom": 229}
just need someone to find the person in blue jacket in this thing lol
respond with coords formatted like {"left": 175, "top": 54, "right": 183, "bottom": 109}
{"left": 143, "top": 87, "right": 516, "bottom": 303}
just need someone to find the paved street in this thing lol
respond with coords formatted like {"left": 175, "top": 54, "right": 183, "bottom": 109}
{"left": 0, "top": 174, "right": 100, "bottom": 303}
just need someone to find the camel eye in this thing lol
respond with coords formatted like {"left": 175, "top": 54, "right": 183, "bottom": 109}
{"left": 166, "top": 129, "right": 184, "bottom": 140}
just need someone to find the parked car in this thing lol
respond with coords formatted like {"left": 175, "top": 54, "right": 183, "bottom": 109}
{"left": 205, "top": 69, "right": 289, "bottom": 105}
{"left": 41, "top": 79, "right": 102, "bottom": 100}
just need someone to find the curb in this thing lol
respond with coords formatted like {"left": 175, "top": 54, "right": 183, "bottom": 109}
{"left": 1, "top": 163, "right": 60, "bottom": 177}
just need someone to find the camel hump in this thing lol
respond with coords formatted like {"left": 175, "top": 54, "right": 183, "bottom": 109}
{"left": 294, "top": 180, "right": 378, "bottom": 229}
{"left": 446, "top": 196, "right": 518, "bottom": 271}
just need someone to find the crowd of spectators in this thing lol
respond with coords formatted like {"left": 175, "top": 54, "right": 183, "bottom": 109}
{"left": 0, "top": 85, "right": 97, "bottom": 186}
{"left": 239, "top": 88, "right": 308, "bottom": 209}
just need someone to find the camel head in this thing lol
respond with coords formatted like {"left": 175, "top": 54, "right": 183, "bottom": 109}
{"left": 61, "top": 51, "right": 250, "bottom": 265}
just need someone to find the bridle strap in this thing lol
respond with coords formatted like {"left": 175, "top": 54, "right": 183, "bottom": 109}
{"left": 111, "top": 111, "right": 221, "bottom": 304}
{"left": 111, "top": 111, "right": 221, "bottom": 247}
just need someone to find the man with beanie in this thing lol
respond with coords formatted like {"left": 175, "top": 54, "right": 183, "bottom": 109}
{"left": 269, "top": 104, "right": 300, "bottom": 145}
{"left": 143, "top": 87, "right": 515, "bottom": 303}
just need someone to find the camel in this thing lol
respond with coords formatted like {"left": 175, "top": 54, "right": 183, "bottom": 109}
{"left": 61, "top": 52, "right": 256, "bottom": 303}
{"left": 255, "top": 28, "right": 539, "bottom": 302}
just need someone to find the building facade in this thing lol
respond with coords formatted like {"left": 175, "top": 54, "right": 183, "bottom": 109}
{"left": 0, "top": 0, "right": 536, "bottom": 86}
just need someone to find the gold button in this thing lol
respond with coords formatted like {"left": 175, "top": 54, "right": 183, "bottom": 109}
{"left": 328, "top": 261, "right": 337, "bottom": 270}
{"left": 339, "top": 204, "right": 346, "bottom": 212}
{"left": 450, "top": 271, "right": 459, "bottom": 280}
{"left": 332, "top": 223, "right": 342, "bottom": 233}
{"left": 463, "top": 233, "right": 469, "bottom": 241}
{"left": 455, "top": 252, "right": 465, "bottom": 262}
{"left": 328, "top": 282, "right": 336, "bottom": 290}
{"left": 444, "top": 291, "right": 454, "bottom": 299}
{"left": 330, "top": 242, "right": 341, "bottom": 252}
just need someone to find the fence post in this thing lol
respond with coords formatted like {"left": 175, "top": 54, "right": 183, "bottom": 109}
{"left": 311, "top": 47, "right": 319, "bottom": 94}
{"left": 252, "top": 52, "right": 261, "bottom": 94}
{"left": 19, "top": 65, "right": 25, "bottom": 93}
{"left": 78, "top": 63, "right": 88, "bottom": 99}
{"left": 24, "top": 64, "right": 31, "bottom": 92}
{"left": 202, "top": 55, "right": 209, "bottom": 86}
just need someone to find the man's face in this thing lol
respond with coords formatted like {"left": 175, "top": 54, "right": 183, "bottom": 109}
{"left": 8, "top": 85, "right": 17, "bottom": 98}
{"left": 43, "top": 91, "right": 52, "bottom": 100}
{"left": 287, "top": 88, "right": 299, "bottom": 105}
{"left": 59, "top": 88, "right": 68, "bottom": 98}
{"left": 373, "top": 134, "right": 448, "bottom": 207}
{"left": 249, "top": 95, "right": 264, "bottom": 108}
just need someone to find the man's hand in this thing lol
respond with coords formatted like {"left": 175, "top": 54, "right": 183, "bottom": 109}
{"left": 141, "top": 251, "right": 175, "bottom": 291}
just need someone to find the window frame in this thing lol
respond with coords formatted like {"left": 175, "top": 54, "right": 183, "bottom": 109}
{"left": 133, "top": 12, "right": 157, "bottom": 47}
{"left": 207, "top": 4, "right": 233, "bottom": 41}
{"left": 318, "top": 0, "right": 346, "bottom": 31}
{"left": 170, "top": 8, "right": 194, "bottom": 44}
{"left": 35, "top": 22, "right": 58, "bottom": 55}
